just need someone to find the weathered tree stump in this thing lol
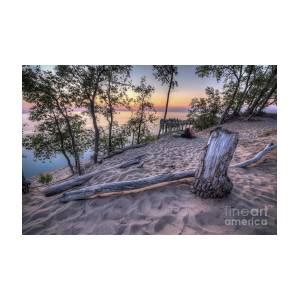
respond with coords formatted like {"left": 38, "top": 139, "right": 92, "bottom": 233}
{"left": 192, "top": 127, "right": 238, "bottom": 198}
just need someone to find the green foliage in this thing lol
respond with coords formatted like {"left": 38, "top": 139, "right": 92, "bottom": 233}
{"left": 195, "top": 65, "right": 277, "bottom": 121}
{"left": 66, "top": 115, "right": 94, "bottom": 155}
{"left": 153, "top": 65, "right": 178, "bottom": 133}
{"left": 142, "top": 134, "right": 156, "bottom": 143}
{"left": 38, "top": 173, "right": 53, "bottom": 184}
{"left": 99, "top": 66, "right": 133, "bottom": 153}
{"left": 127, "top": 77, "right": 157, "bottom": 144}
{"left": 100, "top": 66, "right": 133, "bottom": 116}
{"left": 153, "top": 65, "right": 178, "bottom": 89}
{"left": 188, "top": 87, "right": 221, "bottom": 130}
{"left": 23, "top": 114, "right": 93, "bottom": 162}
{"left": 98, "top": 123, "right": 130, "bottom": 153}
{"left": 190, "top": 114, "right": 218, "bottom": 131}
{"left": 22, "top": 66, "right": 93, "bottom": 174}
{"left": 109, "top": 124, "right": 131, "bottom": 151}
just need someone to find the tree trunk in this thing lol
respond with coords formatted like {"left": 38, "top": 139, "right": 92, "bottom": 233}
{"left": 90, "top": 67, "right": 103, "bottom": 163}
{"left": 61, "top": 149, "right": 74, "bottom": 175}
{"left": 233, "top": 66, "right": 254, "bottom": 116}
{"left": 137, "top": 104, "right": 144, "bottom": 144}
{"left": 108, "top": 114, "right": 113, "bottom": 153}
{"left": 64, "top": 112, "right": 82, "bottom": 175}
{"left": 158, "top": 72, "right": 174, "bottom": 138}
{"left": 219, "top": 66, "right": 243, "bottom": 124}
{"left": 219, "top": 80, "right": 240, "bottom": 124}
{"left": 163, "top": 74, "right": 173, "bottom": 121}
{"left": 54, "top": 98, "right": 82, "bottom": 175}
{"left": 192, "top": 127, "right": 238, "bottom": 198}
{"left": 248, "top": 82, "right": 277, "bottom": 120}
{"left": 245, "top": 66, "right": 277, "bottom": 116}
{"left": 52, "top": 112, "right": 74, "bottom": 174}
{"left": 107, "top": 72, "right": 113, "bottom": 154}
{"left": 90, "top": 98, "right": 100, "bottom": 163}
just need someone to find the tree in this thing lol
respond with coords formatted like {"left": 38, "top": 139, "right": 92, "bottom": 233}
{"left": 245, "top": 65, "right": 277, "bottom": 118}
{"left": 187, "top": 87, "right": 221, "bottom": 130}
{"left": 232, "top": 65, "right": 255, "bottom": 116}
{"left": 153, "top": 65, "right": 178, "bottom": 137}
{"left": 51, "top": 68, "right": 85, "bottom": 174}
{"left": 99, "top": 65, "right": 132, "bottom": 154}
{"left": 23, "top": 115, "right": 92, "bottom": 174}
{"left": 196, "top": 65, "right": 244, "bottom": 124}
{"left": 55, "top": 65, "right": 105, "bottom": 164}
{"left": 127, "top": 77, "right": 157, "bottom": 144}
{"left": 195, "top": 65, "right": 277, "bottom": 122}
{"left": 23, "top": 114, "right": 74, "bottom": 174}
{"left": 23, "top": 66, "right": 75, "bottom": 172}
{"left": 22, "top": 66, "right": 91, "bottom": 175}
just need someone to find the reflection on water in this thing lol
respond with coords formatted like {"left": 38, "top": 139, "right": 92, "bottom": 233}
{"left": 22, "top": 111, "right": 188, "bottom": 178}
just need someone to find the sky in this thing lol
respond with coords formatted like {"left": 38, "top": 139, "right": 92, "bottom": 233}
{"left": 22, "top": 65, "right": 223, "bottom": 112}
{"left": 131, "top": 65, "right": 223, "bottom": 111}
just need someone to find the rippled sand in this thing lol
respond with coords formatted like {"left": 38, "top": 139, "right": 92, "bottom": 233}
{"left": 23, "top": 117, "right": 277, "bottom": 235}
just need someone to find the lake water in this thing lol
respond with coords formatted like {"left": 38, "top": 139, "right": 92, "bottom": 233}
{"left": 22, "top": 106, "right": 277, "bottom": 178}
{"left": 22, "top": 111, "right": 188, "bottom": 178}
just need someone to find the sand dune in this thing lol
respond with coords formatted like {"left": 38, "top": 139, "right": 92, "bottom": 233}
{"left": 23, "top": 117, "right": 277, "bottom": 235}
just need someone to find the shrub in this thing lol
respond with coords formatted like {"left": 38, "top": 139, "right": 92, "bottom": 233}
{"left": 141, "top": 134, "right": 156, "bottom": 143}
{"left": 38, "top": 173, "right": 53, "bottom": 184}
{"left": 190, "top": 113, "right": 218, "bottom": 131}
{"left": 187, "top": 87, "right": 221, "bottom": 131}
{"left": 99, "top": 125, "right": 131, "bottom": 154}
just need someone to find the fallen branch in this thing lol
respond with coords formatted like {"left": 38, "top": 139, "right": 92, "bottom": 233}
{"left": 230, "top": 143, "right": 276, "bottom": 168}
{"left": 59, "top": 170, "right": 195, "bottom": 203}
{"left": 119, "top": 155, "right": 145, "bottom": 168}
{"left": 52, "top": 142, "right": 275, "bottom": 201}
{"left": 99, "top": 143, "right": 148, "bottom": 161}
{"left": 44, "top": 155, "right": 146, "bottom": 196}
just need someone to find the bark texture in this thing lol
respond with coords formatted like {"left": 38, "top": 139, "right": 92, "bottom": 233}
{"left": 52, "top": 138, "right": 275, "bottom": 201}
{"left": 158, "top": 72, "right": 174, "bottom": 138}
{"left": 230, "top": 143, "right": 276, "bottom": 168}
{"left": 44, "top": 155, "right": 146, "bottom": 196}
{"left": 192, "top": 127, "right": 238, "bottom": 198}
{"left": 59, "top": 170, "right": 195, "bottom": 203}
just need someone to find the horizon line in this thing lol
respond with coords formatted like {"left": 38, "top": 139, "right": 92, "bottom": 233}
{"left": 22, "top": 106, "right": 189, "bottom": 114}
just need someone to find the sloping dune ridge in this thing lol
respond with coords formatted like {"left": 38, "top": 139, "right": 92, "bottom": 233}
{"left": 23, "top": 117, "right": 277, "bottom": 235}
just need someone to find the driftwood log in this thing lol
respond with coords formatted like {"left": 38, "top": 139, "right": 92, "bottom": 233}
{"left": 192, "top": 127, "right": 239, "bottom": 198}
{"left": 57, "top": 128, "right": 237, "bottom": 202}
{"left": 230, "top": 143, "right": 276, "bottom": 168}
{"left": 44, "top": 155, "right": 146, "bottom": 196}
{"left": 45, "top": 125, "right": 275, "bottom": 201}
{"left": 59, "top": 170, "right": 195, "bottom": 203}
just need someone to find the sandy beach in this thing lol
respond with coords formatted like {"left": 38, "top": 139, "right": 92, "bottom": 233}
{"left": 22, "top": 117, "right": 277, "bottom": 235}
